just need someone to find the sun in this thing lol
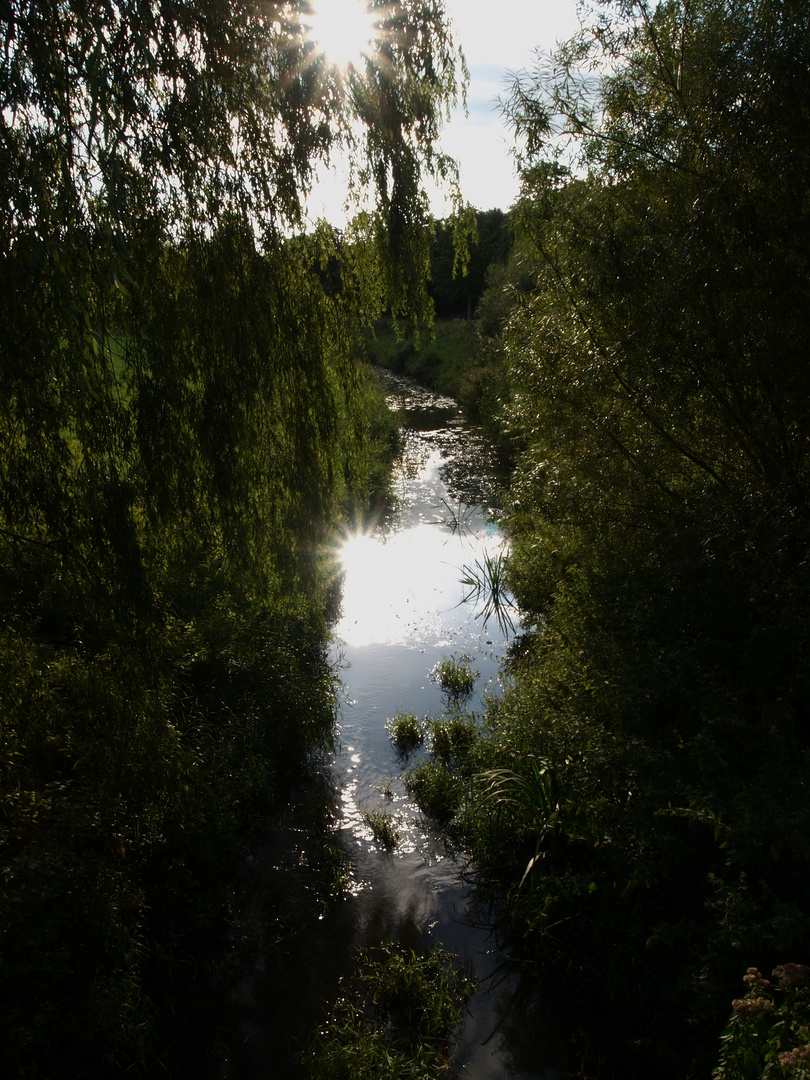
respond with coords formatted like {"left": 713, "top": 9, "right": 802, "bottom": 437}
{"left": 306, "top": 0, "right": 378, "bottom": 71}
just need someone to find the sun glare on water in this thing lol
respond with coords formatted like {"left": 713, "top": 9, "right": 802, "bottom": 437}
{"left": 335, "top": 515, "right": 507, "bottom": 648}
{"left": 306, "top": 0, "right": 378, "bottom": 70}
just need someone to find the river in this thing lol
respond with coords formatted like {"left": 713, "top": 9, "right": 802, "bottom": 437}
{"left": 204, "top": 372, "right": 563, "bottom": 1079}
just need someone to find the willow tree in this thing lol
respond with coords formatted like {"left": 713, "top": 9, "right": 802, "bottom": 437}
{"left": 0, "top": 2, "right": 464, "bottom": 1072}
{"left": 1, "top": 0, "right": 465, "bottom": 625}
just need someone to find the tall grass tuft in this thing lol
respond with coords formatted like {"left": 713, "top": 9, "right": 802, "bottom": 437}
{"left": 361, "top": 808, "right": 402, "bottom": 851}
{"left": 404, "top": 761, "right": 463, "bottom": 824}
{"left": 387, "top": 711, "right": 425, "bottom": 757}
{"left": 459, "top": 550, "right": 516, "bottom": 635}
{"left": 429, "top": 654, "right": 478, "bottom": 709}
{"left": 427, "top": 716, "right": 477, "bottom": 767}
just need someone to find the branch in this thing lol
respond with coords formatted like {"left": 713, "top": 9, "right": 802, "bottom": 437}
{"left": 0, "top": 526, "right": 61, "bottom": 550}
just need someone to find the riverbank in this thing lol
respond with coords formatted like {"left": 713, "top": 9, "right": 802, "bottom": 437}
{"left": 366, "top": 330, "right": 810, "bottom": 1077}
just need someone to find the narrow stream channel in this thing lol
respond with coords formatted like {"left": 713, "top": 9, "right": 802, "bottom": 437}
{"left": 331, "top": 371, "right": 522, "bottom": 1078}
{"left": 207, "top": 372, "right": 563, "bottom": 1079}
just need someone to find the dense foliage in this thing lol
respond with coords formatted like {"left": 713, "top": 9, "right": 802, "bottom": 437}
{"left": 429, "top": 207, "right": 510, "bottom": 319}
{"left": 363, "top": 207, "right": 512, "bottom": 429}
{"left": 0, "top": 1, "right": 463, "bottom": 1074}
{"left": 714, "top": 964, "right": 810, "bottom": 1080}
{"left": 408, "top": 1, "right": 810, "bottom": 1076}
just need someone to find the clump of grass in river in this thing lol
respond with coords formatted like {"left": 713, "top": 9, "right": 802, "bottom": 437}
{"left": 426, "top": 715, "right": 477, "bottom": 766}
{"left": 404, "top": 760, "right": 464, "bottom": 824}
{"left": 459, "top": 549, "right": 516, "bottom": 635}
{"left": 375, "top": 776, "right": 395, "bottom": 800}
{"left": 434, "top": 496, "right": 477, "bottom": 537}
{"left": 304, "top": 940, "right": 475, "bottom": 1080}
{"left": 429, "top": 654, "right": 478, "bottom": 708}
{"left": 361, "top": 808, "right": 401, "bottom": 851}
{"left": 387, "top": 710, "right": 424, "bottom": 756}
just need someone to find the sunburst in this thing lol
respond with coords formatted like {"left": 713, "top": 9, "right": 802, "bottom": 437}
{"left": 306, "top": 0, "right": 379, "bottom": 71}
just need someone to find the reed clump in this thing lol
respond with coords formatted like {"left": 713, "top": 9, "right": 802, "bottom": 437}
{"left": 305, "top": 941, "right": 474, "bottom": 1080}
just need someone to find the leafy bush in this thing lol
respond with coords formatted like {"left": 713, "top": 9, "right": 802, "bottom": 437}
{"left": 364, "top": 318, "right": 483, "bottom": 401}
{"left": 714, "top": 965, "right": 810, "bottom": 1080}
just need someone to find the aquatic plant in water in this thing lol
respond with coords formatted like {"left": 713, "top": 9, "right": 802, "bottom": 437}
{"left": 429, "top": 654, "right": 478, "bottom": 708}
{"left": 375, "top": 777, "right": 395, "bottom": 800}
{"left": 404, "top": 760, "right": 463, "bottom": 824}
{"left": 427, "top": 716, "right": 477, "bottom": 766}
{"left": 387, "top": 711, "right": 424, "bottom": 756}
{"left": 459, "top": 549, "right": 516, "bottom": 635}
{"left": 361, "top": 808, "right": 401, "bottom": 851}
{"left": 305, "top": 941, "right": 475, "bottom": 1079}
{"left": 434, "top": 497, "right": 477, "bottom": 537}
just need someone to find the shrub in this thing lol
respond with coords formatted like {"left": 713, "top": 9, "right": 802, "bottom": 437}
{"left": 714, "top": 965, "right": 810, "bottom": 1080}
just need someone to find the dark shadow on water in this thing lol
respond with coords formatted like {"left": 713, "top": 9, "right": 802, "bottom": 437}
{"left": 182, "top": 771, "right": 354, "bottom": 1079}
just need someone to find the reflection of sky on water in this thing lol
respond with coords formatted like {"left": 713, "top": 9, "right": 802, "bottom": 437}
{"left": 329, "top": 389, "right": 514, "bottom": 851}
{"left": 329, "top": 381, "right": 514, "bottom": 844}
{"left": 331, "top": 432, "right": 511, "bottom": 853}
{"left": 335, "top": 509, "right": 505, "bottom": 649}
{"left": 333, "top": 415, "right": 510, "bottom": 649}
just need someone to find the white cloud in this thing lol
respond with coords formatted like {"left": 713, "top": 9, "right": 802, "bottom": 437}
{"left": 445, "top": 0, "right": 581, "bottom": 68}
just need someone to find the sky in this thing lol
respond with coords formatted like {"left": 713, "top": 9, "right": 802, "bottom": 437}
{"left": 308, "top": 0, "right": 583, "bottom": 223}
{"left": 433, "top": 0, "right": 582, "bottom": 213}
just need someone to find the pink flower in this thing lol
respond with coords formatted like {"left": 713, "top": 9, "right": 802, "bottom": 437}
{"left": 773, "top": 963, "right": 810, "bottom": 990}
{"left": 779, "top": 1045, "right": 810, "bottom": 1069}
{"left": 732, "top": 997, "right": 771, "bottom": 1019}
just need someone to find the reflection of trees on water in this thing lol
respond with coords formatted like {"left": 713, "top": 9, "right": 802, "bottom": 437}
{"left": 201, "top": 771, "right": 353, "bottom": 1078}
{"left": 488, "top": 976, "right": 570, "bottom": 1079}
{"left": 442, "top": 449, "right": 504, "bottom": 511}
